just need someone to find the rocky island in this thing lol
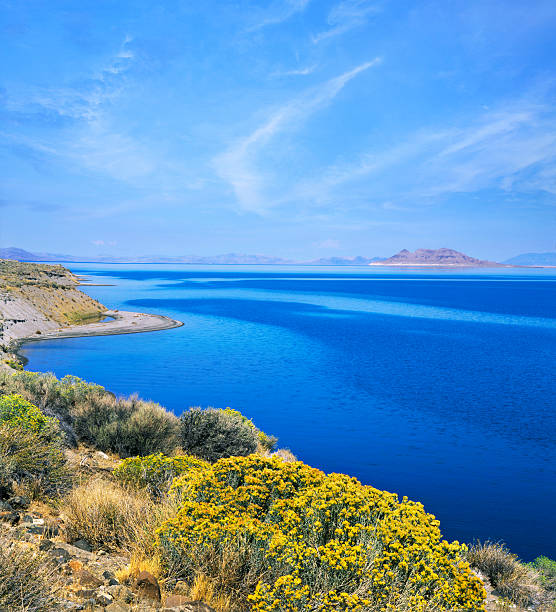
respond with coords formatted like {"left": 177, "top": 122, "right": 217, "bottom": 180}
{"left": 371, "top": 248, "right": 505, "bottom": 267}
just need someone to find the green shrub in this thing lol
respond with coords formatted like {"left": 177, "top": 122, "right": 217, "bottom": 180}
{"left": 2, "top": 358, "right": 23, "bottom": 371}
{"left": 0, "top": 371, "right": 180, "bottom": 456}
{"left": 114, "top": 452, "right": 209, "bottom": 497}
{"left": 179, "top": 407, "right": 259, "bottom": 462}
{"left": 0, "top": 394, "right": 67, "bottom": 497}
{"left": 0, "top": 394, "right": 60, "bottom": 443}
{"left": 223, "top": 408, "right": 278, "bottom": 452}
{"left": 528, "top": 556, "right": 556, "bottom": 592}
{"left": 0, "top": 425, "right": 68, "bottom": 498}
{"left": 0, "top": 370, "right": 106, "bottom": 423}
{"left": 73, "top": 394, "right": 180, "bottom": 457}
{"left": 0, "top": 537, "right": 60, "bottom": 611}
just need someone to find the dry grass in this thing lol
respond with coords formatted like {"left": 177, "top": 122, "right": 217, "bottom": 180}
{"left": 115, "top": 551, "right": 164, "bottom": 583}
{"left": 186, "top": 573, "right": 234, "bottom": 612}
{"left": 467, "top": 541, "right": 545, "bottom": 607}
{"left": 62, "top": 477, "right": 154, "bottom": 551}
{"left": 0, "top": 537, "right": 61, "bottom": 611}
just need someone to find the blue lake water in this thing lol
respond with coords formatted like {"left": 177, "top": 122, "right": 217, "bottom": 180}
{"left": 21, "top": 265, "right": 556, "bottom": 560}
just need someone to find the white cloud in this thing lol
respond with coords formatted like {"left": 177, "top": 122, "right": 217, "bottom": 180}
{"left": 313, "top": 0, "right": 381, "bottom": 43}
{"left": 247, "top": 0, "right": 311, "bottom": 32}
{"left": 272, "top": 64, "right": 318, "bottom": 77}
{"left": 290, "top": 93, "right": 556, "bottom": 208}
{"left": 213, "top": 59, "right": 381, "bottom": 213}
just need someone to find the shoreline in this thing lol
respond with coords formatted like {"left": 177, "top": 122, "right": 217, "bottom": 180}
{"left": 6, "top": 309, "right": 183, "bottom": 364}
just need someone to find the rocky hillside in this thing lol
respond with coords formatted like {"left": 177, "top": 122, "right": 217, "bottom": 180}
{"left": 0, "top": 259, "right": 105, "bottom": 350}
{"left": 373, "top": 248, "right": 503, "bottom": 267}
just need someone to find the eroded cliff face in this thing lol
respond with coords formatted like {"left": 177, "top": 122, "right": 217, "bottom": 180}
{"left": 0, "top": 259, "right": 106, "bottom": 347}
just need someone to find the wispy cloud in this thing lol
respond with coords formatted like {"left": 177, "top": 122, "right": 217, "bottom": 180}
{"left": 1, "top": 36, "right": 161, "bottom": 184}
{"left": 247, "top": 0, "right": 311, "bottom": 32}
{"left": 213, "top": 59, "right": 381, "bottom": 213}
{"left": 312, "top": 0, "right": 381, "bottom": 43}
{"left": 272, "top": 64, "right": 318, "bottom": 77}
{"left": 291, "top": 92, "right": 556, "bottom": 208}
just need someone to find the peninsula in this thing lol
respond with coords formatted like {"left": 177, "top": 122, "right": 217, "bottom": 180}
{"left": 0, "top": 259, "right": 182, "bottom": 366}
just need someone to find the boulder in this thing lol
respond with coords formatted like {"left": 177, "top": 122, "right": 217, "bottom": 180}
{"left": 95, "top": 589, "right": 114, "bottom": 605}
{"left": 0, "top": 511, "right": 20, "bottom": 526}
{"left": 105, "top": 604, "right": 131, "bottom": 612}
{"left": 39, "top": 539, "right": 55, "bottom": 551}
{"left": 135, "top": 570, "right": 161, "bottom": 602}
{"left": 72, "top": 538, "right": 93, "bottom": 552}
{"left": 76, "top": 569, "right": 104, "bottom": 588}
{"left": 7, "top": 495, "right": 30, "bottom": 509}
{"left": 163, "top": 600, "right": 216, "bottom": 612}
{"left": 49, "top": 547, "right": 72, "bottom": 564}
{"left": 106, "top": 584, "right": 135, "bottom": 603}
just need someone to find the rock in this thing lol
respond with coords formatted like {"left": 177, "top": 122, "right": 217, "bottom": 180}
{"left": 0, "top": 501, "right": 12, "bottom": 511}
{"left": 49, "top": 547, "right": 72, "bottom": 564}
{"left": 57, "top": 600, "right": 84, "bottom": 610}
{"left": 95, "top": 450, "right": 110, "bottom": 460}
{"left": 76, "top": 569, "right": 104, "bottom": 588}
{"left": 23, "top": 523, "right": 46, "bottom": 535}
{"left": 105, "top": 604, "right": 131, "bottom": 612}
{"left": 55, "top": 542, "right": 96, "bottom": 560}
{"left": 72, "top": 538, "right": 93, "bottom": 552}
{"left": 164, "top": 595, "right": 190, "bottom": 607}
{"left": 7, "top": 495, "right": 30, "bottom": 509}
{"left": 95, "top": 589, "right": 114, "bottom": 605}
{"left": 39, "top": 539, "right": 55, "bottom": 551}
{"left": 163, "top": 600, "right": 216, "bottom": 612}
{"left": 75, "top": 588, "right": 97, "bottom": 598}
{"left": 135, "top": 570, "right": 161, "bottom": 602}
{"left": 0, "top": 511, "right": 20, "bottom": 525}
{"left": 106, "top": 584, "right": 135, "bottom": 603}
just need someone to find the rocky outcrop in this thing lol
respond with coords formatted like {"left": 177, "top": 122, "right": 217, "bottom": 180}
{"left": 372, "top": 248, "right": 504, "bottom": 267}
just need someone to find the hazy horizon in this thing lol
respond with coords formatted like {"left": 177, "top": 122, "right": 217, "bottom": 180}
{"left": 2, "top": 1, "right": 555, "bottom": 260}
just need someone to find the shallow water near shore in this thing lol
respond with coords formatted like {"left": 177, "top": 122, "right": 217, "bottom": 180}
{"left": 21, "top": 264, "right": 556, "bottom": 560}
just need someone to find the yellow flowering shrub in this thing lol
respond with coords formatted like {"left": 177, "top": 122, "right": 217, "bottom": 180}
{"left": 0, "top": 394, "right": 59, "bottom": 439}
{"left": 113, "top": 452, "right": 209, "bottom": 497}
{"left": 157, "top": 455, "right": 485, "bottom": 611}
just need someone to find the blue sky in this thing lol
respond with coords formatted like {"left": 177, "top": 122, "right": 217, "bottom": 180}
{"left": 1, "top": 0, "right": 555, "bottom": 260}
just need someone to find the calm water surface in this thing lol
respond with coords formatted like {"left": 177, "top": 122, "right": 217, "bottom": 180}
{"left": 21, "top": 265, "right": 556, "bottom": 560}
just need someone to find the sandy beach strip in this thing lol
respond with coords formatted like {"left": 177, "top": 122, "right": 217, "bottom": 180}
{"left": 17, "top": 310, "right": 183, "bottom": 344}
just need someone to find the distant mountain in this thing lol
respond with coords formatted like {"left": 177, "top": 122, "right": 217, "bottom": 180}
{"left": 1, "top": 247, "right": 381, "bottom": 266}
{"left": 0, "top": 247, "right": 81, "bottom": 262}
{"left": 503, "top": 252, "right": 556, "bottom": 266}
{"left": 371, "top": 248, "right": 503, "bottom": 267}
{"left": 305, "top": 256, "right": 384, "bottom": 266}
{"left": 0, "top": 248, "right": 293, "bottom": 265}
